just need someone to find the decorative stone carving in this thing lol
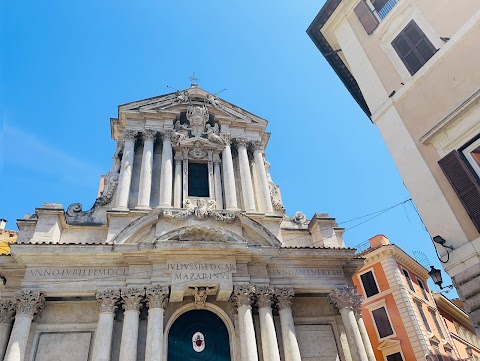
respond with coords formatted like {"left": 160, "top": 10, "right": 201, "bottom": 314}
{"left": 121, "top": 287, "right": 145, "bottom": 311}
{"left": 275, "top": 288, "right": 294, "bottom": 310}
{"left": 173, "top": 120, "right": 191, "bottom": 145}
{"left": 187, "top": 104, "right": 209, "bottom": 137}
{"left": 163, "top": 199, "right": 235, "bottom": 223}
{"left": 270, "top": 184, "right": 286, "bottom": 213}
{"left": 210, "top": 212, "right": 236, "bottom": 223}
{"left": 231, "top": 285, "right": 255, "bottom": 308}
{"left": 146, "top": 285, "right": 169, "bottom": 309}
{"left": 191, "top": 287, "right": 214, "bottom": 309}
{"left": 0, "top": 300, "right": 16, "bottom": 324}
{"left": 204, "top": 124, "right": 224, "bottom": 145}
{"left": 235, "top": 137, "right": 249, "bottom": 149}
{"left": 161, "top": 129, "right": 175, "bottom": 143}
{"left": 109, "top": 140, "right": 124, "bottom": 174}
{"left": 256, "top": 286, "right": 275, "bottom": 309}
{"left": 328, "top": 287, "right": 362, "bottom": 310}
{"left": 221, "top": 134, "right": 232, "bottom": 145}
{"left": 207, "top": 93, "right": 220, "bottom": 108}
{"left": 123, "top": 130, "right": 138, "bottom": 142}
{"left": 14, "top": 289, "right": 45, "bottom": 317}
{"left": 96, "top": 289, "right": 120, "bottom": 313}
{"left": 189, "top": 141, "right": 208, "bottom": 159}
{"left": 175, "top": 90, "right": 191, "bottom": 104}
{"left": 292, "top": 211, "right": 307, "bottom": 224}
{"left": 142, "top": 129, "right": 157, "bottom": 142}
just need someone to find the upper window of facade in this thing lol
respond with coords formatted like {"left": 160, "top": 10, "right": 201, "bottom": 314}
{"left": 372, "top": 306, "right": 394, "bottom": 338}
{"left": 429, "top": 310, "right": 445, "bottom": 339}
{"left": 416, "top": 302, "right": 431, "bottom": 333}
{"left": 391, "top": 21, "right": 437, "bottom": 75}
{"left": 188, "top": 162, "right": 209, "bottom": 197}
{"left": 463, "top": 138, "right": 480, "bottom": 179}
{"left": 417, "top": 278, "right": 429, "bottom": 300}
{"left": 386, "top": 352, "right": 404, "bottom": 361}
{"left": 360, "top": 270, "right": 380, "bottom": 297}
{"left": 402, "top": 269, "right": 415, "bottom": 291}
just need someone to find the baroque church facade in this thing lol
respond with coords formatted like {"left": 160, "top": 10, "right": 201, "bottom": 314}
{"left": 0, "top": 85, "right": 374, "bottom": 361}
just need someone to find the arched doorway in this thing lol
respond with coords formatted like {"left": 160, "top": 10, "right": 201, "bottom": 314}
{"left": 168, "top": 309, "right": 231, "bottom": 361}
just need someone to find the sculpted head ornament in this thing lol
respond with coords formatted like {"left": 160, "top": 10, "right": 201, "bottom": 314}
{"left": 187, "top": 104, "right": 209, "bottom": 137}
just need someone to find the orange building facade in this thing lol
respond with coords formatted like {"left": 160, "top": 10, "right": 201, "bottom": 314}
{"left": 353, "top": 235, "right": 477, "bottom": 361}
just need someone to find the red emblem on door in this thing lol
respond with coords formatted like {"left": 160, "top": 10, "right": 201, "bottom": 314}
{"left": 192, "top": 332, "right": 205, "bottom": 352}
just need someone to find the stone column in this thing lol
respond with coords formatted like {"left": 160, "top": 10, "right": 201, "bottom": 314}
{"left": 213, "top": 157, "right": 223, "bottom": 210}
{"left": 137, "top": 129, "right": 157, "bottom": 209}
{"left": 328, "top": 287, "right": 368, "bottom": 361}
{"left": 119, "top": 287, "right": 145, "bottom": 361}
{"left": 275, "top": 288, "right": 301, "bottom": 361}
{"left": 0, "top": 300, "right": 16, "bottom": 360}
{"left": 256, "top": 286, "right": 281, "bottom": 361}
{"left": 91, "top": 289, "right": 120, "bottom": 361}
{"left": 235, "top": 138, "right": 256, "bottom": 212}
{"left": 145, "top": 285, "right": 169, "bottom": 361}
{"left": 231, "top": 285, "right": 258, "bottom": 361}
{"left": 4, "top": 290, "right": 45, "bottom": 361}
{"left": 354, "top": 304, "right": 376, "bottom": 361}
{"left": 159, "top": 130, "right": 173, "bottom": 208}
{"left": 221, "top": 135, "right": 238, "bottom": 210}
{"left": 173, "top": 157, "right": 182, "bottom": 208}
{"left": 117, "top": 130, "right": 137, "bottom": 209}
{"left": 251, "top": 141, "right": 273, "bottom": 213}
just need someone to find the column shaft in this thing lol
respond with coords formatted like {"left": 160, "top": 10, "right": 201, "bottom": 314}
{"left": 237, "top": 141, "right": 256, "bottom": 211}
{"left": 137, "top": 130, "right": 156, "bottom": 209}
{"left": 159, "top": 132, "right": 173, "bottom": 207}
{"left": 214, "top": 160, "right": 223, "bottom": 210}
{"left": 119, "top": 310, "right": 140, "bottom": 361}
{"left": 173, "top": 159, "right": 182, "bottom": 208}
{"left": 253, "top": 148, "right": 273, "bottom": 213}
{"left": 222, "top": 141, "right": 238, "bottom": 210}
{"left": 91, "top": 312, "right": 115, "bottom": 361}
{"left": 356, "top": 315, "right": 376, "bottom": 361}
{"left": 238, "top": 305, "right": 259, "bottom": 361}
{"left": 278, "top": 307, "right": 301, "bottom": 361}
{"left": 339, "top": 308, "right": 368, "bottom": 361}
{"left": 259, "top": 307, "right": 281, "bottom": 361}
{"left": 117, "top": 131, "right": 137, "bottom": 209}
{"left": 145, "top": 308, "right": 164, "bottom": 361}
{"left": 0, "top": 323, "right": 12, "bottom": 360}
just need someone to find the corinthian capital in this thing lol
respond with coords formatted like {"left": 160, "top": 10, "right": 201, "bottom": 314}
{"left": 234, "top": 137, "right": 249, "bottom": 149}
{"left": 250, "top": 140, "right": 264, "bottom": 152}
{"left": 142, "top": 129, "right": 157, "bottom": 142}
{"left": 123, "top": 130, "right": 138, "bottom": 142}
{"left": 0, "top": 300, "right": 16, "bottom": 324}
{"left": 121, "top": 287, "right": 145, "bottom": 311}
{"left": 221, "top": 134, "right": 232, "bottom": 145}
{"left": 15, "top": 289, "right": 45, "bottom": 317}
{"left": 328, "top": 287, "right": 362, "bottom": 311}
{"left": 256, "top": 286, "right": 275, "bottom": 309}
{"left": 231, "top": 284, "right": 255, "bottom": 308}
{"left": 96, "top": 289, "right": 120, "bottom": 313}
{"left": 275, "top": 287, "right": 294, "bottom": 310}
{"left": 146, "top": 285, "right": 169, "bottom": 309}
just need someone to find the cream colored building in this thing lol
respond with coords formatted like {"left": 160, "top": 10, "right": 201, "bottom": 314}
{"left": 307, "top": 0, "right": 480, "bottom": 335}
{"left": 0, "top": 85, "right": 374, "bottom": 361}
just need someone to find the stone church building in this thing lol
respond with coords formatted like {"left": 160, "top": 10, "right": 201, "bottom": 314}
{"left": 0, "top": 85, "right": 374, "bottom": 361}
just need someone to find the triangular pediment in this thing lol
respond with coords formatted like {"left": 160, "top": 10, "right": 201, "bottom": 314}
{"left": 118, "top": 86, "right": 267, "bottom": 126}
{"left": 377, "top": 339, "right": 401, "bottom": 351}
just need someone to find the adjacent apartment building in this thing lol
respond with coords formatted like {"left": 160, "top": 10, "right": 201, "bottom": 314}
{"left": 354, "top": 235, "right": 480, "bottom": 361}
{"left": 307, "top": 0, "right": 480, "bottom": 334}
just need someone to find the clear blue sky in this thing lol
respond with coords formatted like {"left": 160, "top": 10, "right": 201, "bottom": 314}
{"left": 1, "top": 0, "right": 455, "bottom": 295}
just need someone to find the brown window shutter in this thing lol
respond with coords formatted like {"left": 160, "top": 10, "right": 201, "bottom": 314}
{"left": 438, "top": 150, "right": 480, "bottom": 232}
{"left": 354, "top": 1, "right": 379, "bottom": 35}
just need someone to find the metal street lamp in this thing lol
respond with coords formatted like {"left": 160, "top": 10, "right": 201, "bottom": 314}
{"left": 428, "top": 265, "right": 453, "bottom": 290}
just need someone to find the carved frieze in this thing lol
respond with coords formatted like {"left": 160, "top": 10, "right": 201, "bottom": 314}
{"left": 96, "top": 288, "right": 120, "bottom": 313}
{"left": 231, "top": 284, "right": 255, "bottom": 308}
{"left": 121, "top": 287, "right": 145, "bottom": 311}
{"left": 275, "top": 288, "right": 294, "bottom": 310}
{"left": 0, "top": 300, "right": 16, "bottom": 324}
{"left": 256, "top": 286, "right": 275, "bottom": 309}
{"left": 14, "top": 289, "right": 45, "bottom": 317}
{"left": 146, "top": 285, "right": 169, "bottom": 309}
{"left": 163, "top": 199, "right": 235, "bottom": 223}
{"left": 328, "top": 287, "right": 362, "bottom": 311}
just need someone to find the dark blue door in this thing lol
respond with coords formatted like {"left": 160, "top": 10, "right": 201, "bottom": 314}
{"left": 168, "top": 310, "right": 231, "bottom": 361}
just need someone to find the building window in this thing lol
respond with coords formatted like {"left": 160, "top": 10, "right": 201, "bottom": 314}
{"left": 360, "top": 271, "right": 380, "bottom": 297}
{"left": 188, "top": 162, "right": 209, "bottom": 197}
{"left": 430, "top": 310, "right": 445, "bottom": 339}
{"left": 430, "top": 341, "right": 443, "bottom": 361}
{"left": 386, "top": 352, "right": 404, "bottom": 361}
{"left": 370, "top": 0, "right": 398, "bottom": 19}
{"left": 438, "top": 140, "right": 480, "bottom": 232}
{"left": 416, "top": 302, "right": 431, "bottom": 333}
{"left": 402, "top": 269, "right": 414, "bottom": 291}
{"left": 417, "top": 279, "right": 429, "bottom": 300}
{"left": 391, "top": 21, "right": 437, "bottom": 75}
{"left": 372, "top": 306, "right": 394, "bottom": 338}
{"left": 444, "top": 347, "right": 455, "bottom": 361}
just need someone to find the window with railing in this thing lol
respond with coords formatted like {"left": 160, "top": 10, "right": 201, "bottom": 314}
{"left": 354, "top": 0, "right": 399, "bottom": 34}
{"left": 372, "top": 0, "right": 398, "bottom": 19}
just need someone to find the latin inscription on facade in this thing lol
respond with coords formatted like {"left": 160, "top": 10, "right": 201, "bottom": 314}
{"left": 268, "top": 267, "right": 344, "bottom": 278}
{"left": 25, "top": 267, "right": 128, "bottom": 279}
{"left": 167, "top": 261, "right": 237, "bottom": 283}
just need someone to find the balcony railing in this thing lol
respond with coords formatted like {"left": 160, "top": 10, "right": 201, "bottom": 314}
{"left": 376, "top": 0, "right": 398, "bottom": 19}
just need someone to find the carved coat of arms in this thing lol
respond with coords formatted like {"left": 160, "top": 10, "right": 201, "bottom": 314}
{"left": 192, "top": 332, "right": 205, "bottom": 352}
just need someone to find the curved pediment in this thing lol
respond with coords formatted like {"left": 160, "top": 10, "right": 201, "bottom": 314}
{"left": 155, "top": 225, "right": 247, "bottom": 244}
